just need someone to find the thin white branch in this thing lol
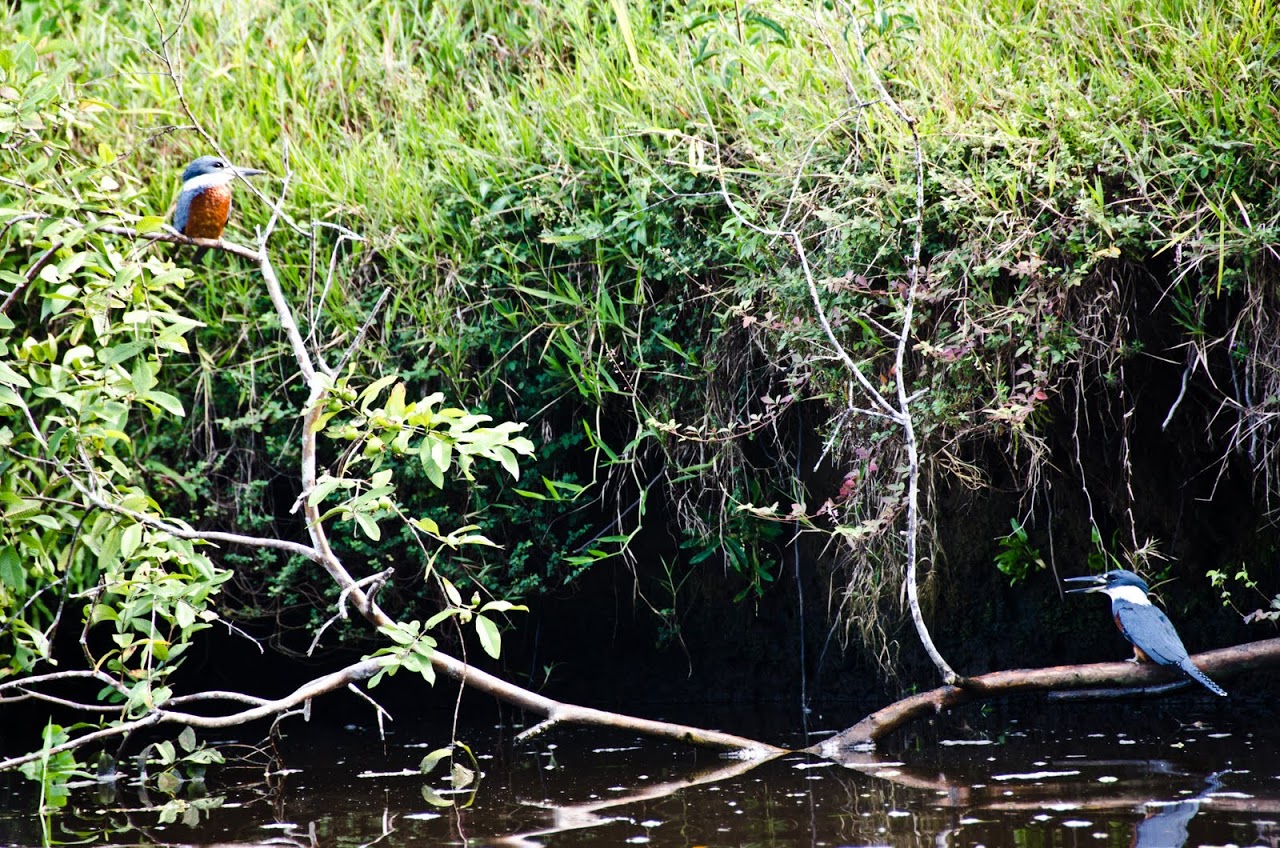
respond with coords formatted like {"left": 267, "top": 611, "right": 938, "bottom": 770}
{"left": 164, "top": 690, "right": 271, "bottom": 707}
{"left": 0, "top": 714, "right": 162, "bottom": 773}
{"left": 258, "top": 234, "right": 318, "bottom": 385}
{"left": 0, "top": 669, "right": 126, "bottom": 697}
{"left": 79, "top": 487, "right": 321, "bottom": 561}
{"left": 845, "top": 6, "right": 960, "bottom": 686}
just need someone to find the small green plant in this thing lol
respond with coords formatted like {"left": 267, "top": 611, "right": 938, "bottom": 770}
{"left": 1207, "top": 563, "right": 1277, "bottom": 624}
{"left": 993, "top": 519, "right": 1045, "bottom": 586}
{"left": 18, "top": 723, "right": 85, "bottom": 812}
{"left": 138, "top": 727, "right": 225, "bottom": 796}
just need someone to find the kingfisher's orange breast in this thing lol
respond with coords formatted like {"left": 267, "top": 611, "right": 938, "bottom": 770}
{"left": 182, "top": 185, "right": 233, "bottom": 239}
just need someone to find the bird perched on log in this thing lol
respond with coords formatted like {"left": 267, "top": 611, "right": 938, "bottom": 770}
{"left": 172, "top": 155, "right": 265, "bottom": 257}
{"left": 1065, "top": 569, "right": 1227, "bottom": 696}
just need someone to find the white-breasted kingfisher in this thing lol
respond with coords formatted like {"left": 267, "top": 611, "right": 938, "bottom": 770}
{"left": 1065, "top": 569, "right": 1227, "bottom": 697}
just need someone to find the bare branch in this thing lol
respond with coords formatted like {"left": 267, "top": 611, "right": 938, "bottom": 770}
{"left": 334, "top": 287, "right": 392, "bottom": 375}
{"left": 97, "top": 224, "right": 261, "bottom": 262}
{"left": 78, "top": 486, "right": 321, "bottom": 562}
{"left": 0, "top": 714, "right": 162, "bottom": 773}
{"left": 0, "top": 669, "right": 127, "bottom": 699}
{"left": 0, "top": 660, "right": 385, "bottom": 772}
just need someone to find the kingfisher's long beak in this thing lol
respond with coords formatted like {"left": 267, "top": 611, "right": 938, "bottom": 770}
{"left": 232, "top": 166, "right": 266, "bottom": 178}
{"left": 1063, "top": 574, "right": 1106, "bottom": 594}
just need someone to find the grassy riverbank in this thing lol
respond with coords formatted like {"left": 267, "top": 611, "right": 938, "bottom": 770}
{"left": 6, "top": 0, "right": 1278, "bottom": 653}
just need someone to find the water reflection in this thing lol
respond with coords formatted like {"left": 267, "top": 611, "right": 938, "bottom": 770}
{"left": 1, "top": 704, "right": 1276, "bottom": 847}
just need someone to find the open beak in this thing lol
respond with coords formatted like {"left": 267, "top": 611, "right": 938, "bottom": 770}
{"left": 1063, "top": 574, "right": 1106, "bottom": 594}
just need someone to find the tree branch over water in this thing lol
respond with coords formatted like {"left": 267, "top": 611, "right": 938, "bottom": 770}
{"left": 811, "top": 638, "right": 1280, "bottom": 754}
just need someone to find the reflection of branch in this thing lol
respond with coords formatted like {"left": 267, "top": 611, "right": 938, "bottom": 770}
{"left": 812, "top": 637, "right": 1280, "bottom": 752}
{"left": 489, "top": 753, "right": 782, "bottom": 847}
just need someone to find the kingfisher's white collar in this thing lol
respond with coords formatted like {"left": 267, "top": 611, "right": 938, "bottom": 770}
{"left": 1104, "top": 584, "right": 1151, "bottom": 605}
{"left": 182, "top": 171, "right": 237, "bottom": 192}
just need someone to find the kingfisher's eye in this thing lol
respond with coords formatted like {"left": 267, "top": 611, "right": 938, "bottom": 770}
{"left": 212, "top": 160, "right": 225, "bottom": 168}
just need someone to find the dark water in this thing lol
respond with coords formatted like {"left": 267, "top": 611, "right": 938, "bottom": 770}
{"left": 2, "top": 697, "right": 1277, "bottom": 847}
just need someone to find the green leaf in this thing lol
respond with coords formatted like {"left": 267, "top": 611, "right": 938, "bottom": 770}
{"left": 0, "top": 547, "right": 24, "bottom": 590}
{"left": 156, "top": 770, "right": 181, "bottom": 795}
{"left": 479, "top": 600, "right": 528, "bottom": 614}
{"left": 354, "top": 511, "right": 381, "bottom": 541}
{"left": 475, "top": 614, "right": 501, "bottom": 659}
{"left": 419, "top": 746, "right": 452, "bottom": 775}
{"left": 142, "top": 390, "right": 185, "bottom": 417}
{"left": 174, "top": 600, "right": 196, "bottom": 630}
{"left": 308, "top": 476, "right": 345, "bottom": 506}
{"left": 98, "top": 527, "right": 122, "bottom": 571}
{"left": 359, "top": 375, "right": 398, "bottom": 413}
{"left": 0, "top": 360, "right": 30, "bottom": 388}
{"left": 119, "top": 522, "right": 142, "bottom": 559}
{"left": 3, "top": 497, "right": 42, "bottom": 520}
{"left": 441, "top": 579, "right": 462, "bottom": 607}
{"left": 424, "top": 607, "right": 460, "bottom": 629}
{"left": 419, "top": 440, "right": 445, "bottom": 488}
{"left": 100, "top": 341, "right": 148, "bottom": 366}
{"left": 491, "top": 445, "right": 520, "bottom": 479}
{"left": 451, "top": 762, "right": 475, "bottom": 788}
{"left": 420, "top": 785, "right": 453, "bottom": 807}
{"left": 130, "top": 358, "right": 157, "bottom": 392}
{"left": 378, "top": 621, "right": 419, "bottom": 646}
{"left": 386, "top": 382, "right": 406, "bottom": 418}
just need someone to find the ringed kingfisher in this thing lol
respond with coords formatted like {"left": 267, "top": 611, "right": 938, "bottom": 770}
{"left": 1065, "top": 569, "right": 1226, "bottom": 696}
{"left": 172, "top": 155, "right": 265, "bottom": 254}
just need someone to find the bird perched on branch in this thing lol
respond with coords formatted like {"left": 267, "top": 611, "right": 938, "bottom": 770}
{"left": 172, "top": 155, "right": 265, "bottom": 257}
{"left": 1065, "top": 569, "right": 1227, "bottom": 696}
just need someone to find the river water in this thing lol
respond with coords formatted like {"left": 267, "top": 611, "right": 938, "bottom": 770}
{"left": 1, "top": 696, "right": 1276, "bottom": 846}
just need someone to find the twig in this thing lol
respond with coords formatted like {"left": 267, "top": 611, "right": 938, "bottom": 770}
{"left": 334, "top": 287, "right": 392, "bottom": 375}
{"left": 75, "top": 484, "right": 320, "bottom": 561}
{"left": 1162, "top": 358, "right": 1192, "bottom": 431}
{"left": 307, "top": 567, "right": 394, "bottom": 656}
{"left": 347, "top": 683, "right": 393, "bottom": 741}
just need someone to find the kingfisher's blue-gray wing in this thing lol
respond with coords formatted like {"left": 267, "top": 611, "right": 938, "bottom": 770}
{"left": 174, "top": 189, "right": 193, "bottom": 234}
{"left": 1112, "top": 599, "right": 1191, "bottom": 666}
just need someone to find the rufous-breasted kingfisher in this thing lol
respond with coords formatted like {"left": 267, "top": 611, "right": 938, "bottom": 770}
{"left": 1065, "top": 569, "right": 1227, "bottom": 696}
{"left": 172, "top": 155, "right": 265, "bottom": 254}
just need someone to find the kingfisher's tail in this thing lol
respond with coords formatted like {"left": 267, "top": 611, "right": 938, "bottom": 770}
{"left": 1178, "top": 658, "right": 1227, "bottom": 697}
